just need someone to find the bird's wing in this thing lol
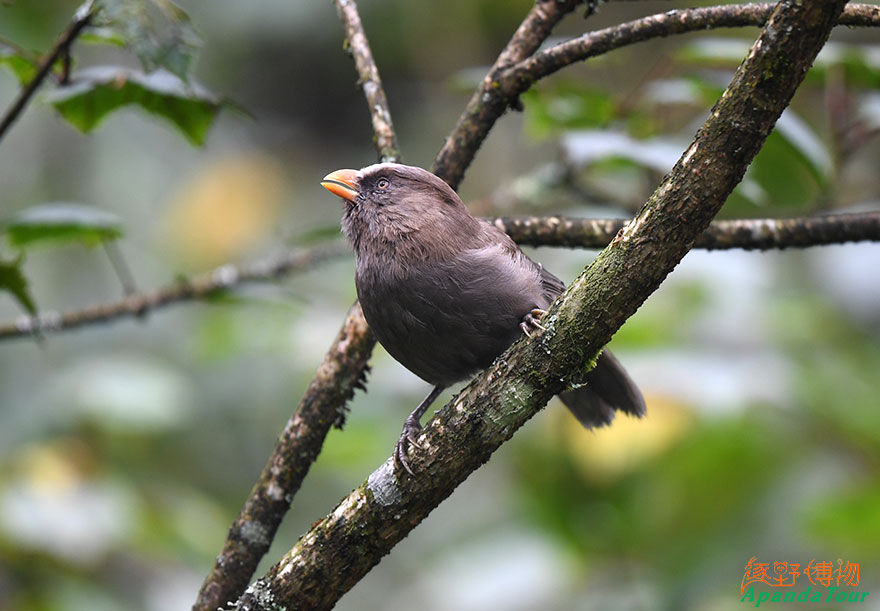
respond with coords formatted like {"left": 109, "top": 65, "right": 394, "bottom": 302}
{"left": 538, "top": 264, "right": 565, "bottom": 300}
{"left": 477, "top": 218, "right": 566, "bottom": 302}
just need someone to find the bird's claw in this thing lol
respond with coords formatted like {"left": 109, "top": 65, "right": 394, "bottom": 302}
{"left": 394, "top": 417, "right": 424, "bottom": 476}
{"left": 520, "top": 308, "right": 547, "bottom": 338}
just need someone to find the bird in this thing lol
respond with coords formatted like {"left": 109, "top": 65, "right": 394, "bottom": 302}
{"left": 321, "top": 163, "right": 645, "bottom": 474}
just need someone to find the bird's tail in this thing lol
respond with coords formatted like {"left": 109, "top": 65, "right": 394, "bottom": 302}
{"left": 557, "top": 350, "right": 646, "bottom": 428}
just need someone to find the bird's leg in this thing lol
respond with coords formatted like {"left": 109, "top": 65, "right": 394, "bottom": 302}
{"left": 519, "top": 308, "right": 546, "bottom": 338}
{"left": 395, "top": 385, "right": 446, "bottom": 476}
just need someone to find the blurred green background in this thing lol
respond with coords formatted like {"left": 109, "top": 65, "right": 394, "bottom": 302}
{"left": 1, "top": 1, "right": 879, "bottom": 609}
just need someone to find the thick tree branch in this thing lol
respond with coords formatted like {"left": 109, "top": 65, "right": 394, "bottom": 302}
{"left": 0, "top": 243, "right": 346, "bottom": 341}
{"left": 493, "top": 211, "right": 880, "bottom": 250}
{"left": 192, "top": 2, "right": 391, "bottom": 609}
{"left": 0, "top": 0, "right": 96, "bottom": 142}
{"left": 335, "top": 0, "right": 400, "bottom": 163}
{"left": 431, "top": 0, "right": 587, "bottom": 187}
{"left": 232, "top": 1, "right": 849, "bottom": 609}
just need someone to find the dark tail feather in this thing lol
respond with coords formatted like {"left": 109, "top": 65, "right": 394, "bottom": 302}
{"left": 557, "top": 350, "right": 646, "bottom": 428}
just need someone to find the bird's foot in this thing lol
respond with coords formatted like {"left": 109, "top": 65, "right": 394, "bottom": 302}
{"left": 394, "top": 416, "right": 424, "bottom": 476}
{"left": 519, "top": 308, "right": 547, "bottom": 338}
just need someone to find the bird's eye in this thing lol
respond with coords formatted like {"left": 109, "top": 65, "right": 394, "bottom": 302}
{"left": 376, "top": 178, "right": 390, "bottom": 189}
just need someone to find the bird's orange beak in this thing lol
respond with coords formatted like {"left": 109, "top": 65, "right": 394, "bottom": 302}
{"left": 321, "top": 169, "right": 359, "bottom": 202}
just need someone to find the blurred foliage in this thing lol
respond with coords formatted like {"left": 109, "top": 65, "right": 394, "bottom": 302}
{"left": 0, "top": 256, "right": 36, "bottom": 315}
{"left": 0, "top": 0, "right": 223, "bottom": 313}
{"left": 0, "top": 0, "right": 220, "bottom": 146}
{"left": 0, "top": 203, "right": 125, "bottom": 314}
{"left": 521, "top": 82, "right": 618, "bottom": 137}
{"left": 523, "top": 35, "right": 880, "bottom": 216}
{"left": 161, "top": 153, "right": 286, "bottom": 268}
{"left": 0, "top": 44, "right": 38, "bottom": 84}
{"left": 514, "top": 412, "right": 789, "bottom": 560}
{"left": 96, "top": 0, "right": 201, "bottom": 80}
{"left": 804, "top": 485, "right": 880, "bottom": 555}
{"left": 47, "top": 66, "right": 222, "bottom": 145}
{"left": 0, "top": 1, "right": 879, "bottom": 611}
{"left": 3, "top": 203, "right": 124, "bottom": 249}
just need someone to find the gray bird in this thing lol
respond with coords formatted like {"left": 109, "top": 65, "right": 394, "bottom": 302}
{"left": 322, "top": 163, "right": 645, "bottom": 473}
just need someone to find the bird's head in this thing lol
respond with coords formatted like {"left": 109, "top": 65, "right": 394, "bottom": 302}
{"left": 321, "top": 163, "right": 479, "bottom": 259}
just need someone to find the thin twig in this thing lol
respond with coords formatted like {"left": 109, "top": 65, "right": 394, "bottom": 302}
{"left": 0, "top": 0, "right": 96, "bottom": 142}
{"left": 335, "top": 0, "right": 400, "bottom": 162}
{"left": 492, "top": 211, "right": 880, "bottom": 250}
{"left": 431, "top": 0, "right": 587, "bottom": 188}
{"left": 233, "top": 2, "right": 849, "bottom": 608}
{"left": 101, "top": 240, "right": 138, "bottom": 296}
{"left": 0, "top": 35, "right": 36, "bottom": 62}
{"left": 504, "top": 3, "right": 879, "bottom": 92}
{"left": 192, "top": 1, "right": 393, "bottom": 609}
{"left": 4, "top": 211, "right": 877, "bottom": 342}
{"left": 432, "top": 3, "right": 880, "bottom": 191}
{"left": 0, "top": 243, "right": 347, "bottom": 341}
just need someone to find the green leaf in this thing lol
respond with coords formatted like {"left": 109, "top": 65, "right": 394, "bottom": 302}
{"left": 0, "top": 256, "right": 37, "bottom": 315}
{"left": 674, "top": 73, "right": 832, "bottom": 214}
{"left": 3, "top": 203, "right": 124, "bottom": 249}
{"left": 773, "top": 110, "right": 832, "bottom": 187}
{"left": 523, "top": 81, "right": 617, "bottom": 138}
{"left": 47, "top": 66, "right": 222, "bottom": 145}
{"left": 79, "top": 26, "right": 127, "bottom": 48}
{"left": 727, "top": 125, "right": 827, "bottom": 214}
{"left": 0, "top": 44, "right": 39, "bottom": 84}
{"left": 96, "top": 0, "right": 201, "bottom": 80}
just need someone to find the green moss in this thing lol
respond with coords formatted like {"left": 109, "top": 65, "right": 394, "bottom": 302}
{"left": 487, "top": 378, "right": 535, "bottom": 428}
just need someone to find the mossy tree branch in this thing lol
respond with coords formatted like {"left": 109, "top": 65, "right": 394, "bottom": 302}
{"left": 493, "top": 211, "right": 880, "bottom": 250}
{"left": 231, "top": 1, "right": 849, "bottom": 609}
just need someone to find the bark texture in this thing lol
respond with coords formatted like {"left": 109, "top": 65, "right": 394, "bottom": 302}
{"left": 493, "top": 212, "right": 880, "bottom": 250}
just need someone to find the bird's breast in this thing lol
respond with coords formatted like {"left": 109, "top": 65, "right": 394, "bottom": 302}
{"left": 354, "top": 250, "right": 547, "bottom": 386}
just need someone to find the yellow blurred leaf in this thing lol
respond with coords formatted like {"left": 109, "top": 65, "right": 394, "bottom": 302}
{"left": 163, "top": 154, "right": 285, "bottom": 267}
{"left": 12, "top": 438, "right": 98, "bottom": 492}
{"left": 554, "top": 394, "right": 694, "bottom": 484}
